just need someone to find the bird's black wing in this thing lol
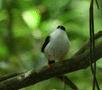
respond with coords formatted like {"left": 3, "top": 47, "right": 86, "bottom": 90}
{"left": 41, "top": 36, "right": 50, "bottom": 52}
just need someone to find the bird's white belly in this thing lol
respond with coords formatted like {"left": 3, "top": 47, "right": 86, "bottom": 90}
{"left": 45, "top": 34, "right": 70, "bottom": 61}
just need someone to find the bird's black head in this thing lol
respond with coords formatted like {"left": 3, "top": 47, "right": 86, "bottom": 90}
{"left": 57, "top": 25, "right": 65, "bottom": 31}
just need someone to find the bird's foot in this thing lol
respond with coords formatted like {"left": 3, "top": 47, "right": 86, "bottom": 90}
{"left": 48, "top": 64, "right": 53, "bottom": 69}
{"left": 48, "top": 60, "right": 55, "bottom": 69}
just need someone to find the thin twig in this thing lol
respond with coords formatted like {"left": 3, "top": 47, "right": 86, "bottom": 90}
{"left": 95, "top": 0, "right": 99, "bottom": 9}
{"left": 89, "top": 0, "right": 100, "bottom": 90}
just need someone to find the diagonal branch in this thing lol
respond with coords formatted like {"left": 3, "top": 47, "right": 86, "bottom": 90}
{"left": 0, "top": 31, "right": 102, "bottom": 90}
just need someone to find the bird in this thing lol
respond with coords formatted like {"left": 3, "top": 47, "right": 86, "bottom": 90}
{"left": 41, "top": 27, "right": 78, "bottom": 89}
{"left": 41, "top": 25, "right": 70, "bottom": 68}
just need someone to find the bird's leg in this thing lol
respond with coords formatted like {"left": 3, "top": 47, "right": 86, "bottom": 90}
{"left": 48, "top": 55, "right": 55, "bottom": 69}
{"left": 48, "top": 60, "right": 55, "bottom": 69}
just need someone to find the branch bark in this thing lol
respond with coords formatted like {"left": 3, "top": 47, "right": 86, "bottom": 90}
{"left": 0, "top": 31, "right": 102, "bottom": 90}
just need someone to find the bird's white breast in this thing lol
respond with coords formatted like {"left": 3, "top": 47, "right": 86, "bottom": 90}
{"left": 44, "top": 29, "right": 70, "bottom": 61}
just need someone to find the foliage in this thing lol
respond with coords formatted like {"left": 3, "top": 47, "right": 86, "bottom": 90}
{"left": 0, "top": 0, "right": 102, "bottom": 90}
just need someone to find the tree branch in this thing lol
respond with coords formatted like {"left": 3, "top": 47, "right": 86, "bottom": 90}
{"left": 0, "top": 31, "right": 102, "bottom": 90}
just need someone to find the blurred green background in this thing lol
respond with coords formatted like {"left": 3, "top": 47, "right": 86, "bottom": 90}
{"left": 0, "top": 0, "right": 102, "bottom": 90}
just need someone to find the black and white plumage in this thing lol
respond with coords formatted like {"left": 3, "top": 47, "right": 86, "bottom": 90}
{"left": 41, "top": 25, "right": 70, "bottom": 64}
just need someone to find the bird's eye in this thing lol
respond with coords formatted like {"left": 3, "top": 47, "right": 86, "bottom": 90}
{"left": 57, "top": 26, "right": 61, "bottom": 29}
{"left": 60, "top": 26, "right": 65, "bottom": 30}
